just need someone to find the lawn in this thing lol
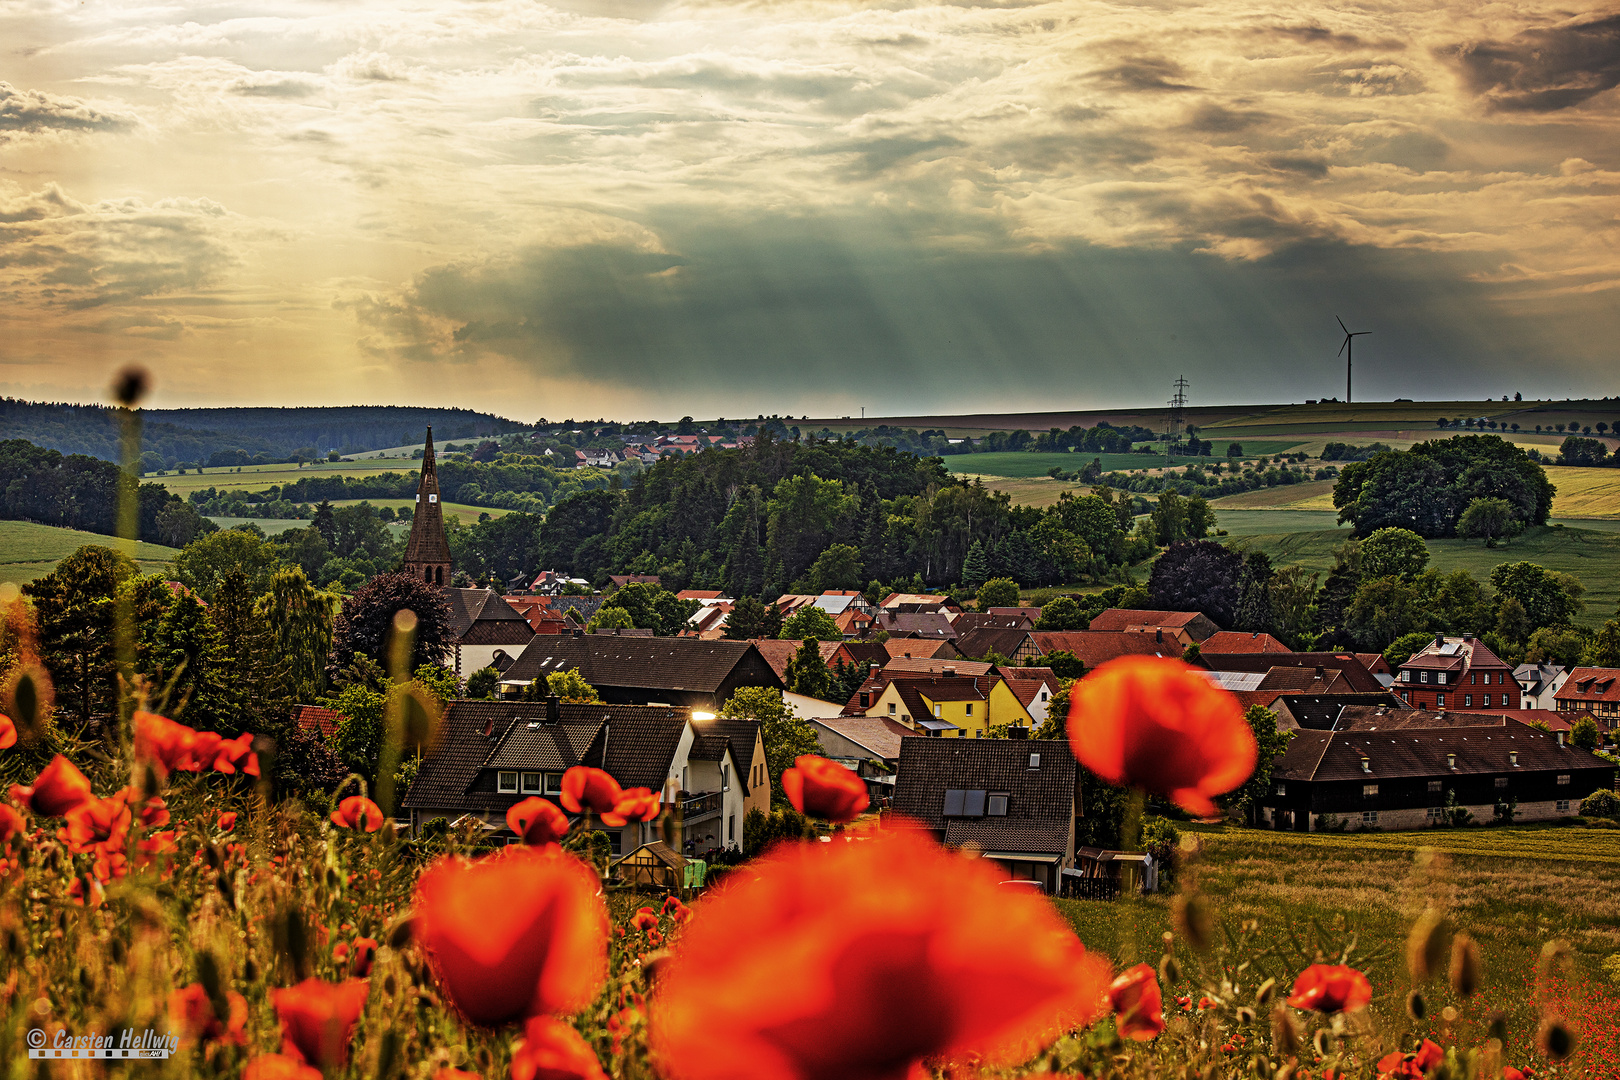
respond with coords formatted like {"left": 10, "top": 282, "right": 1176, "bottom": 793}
{"left": 0, "top": 521, "right": 178, "bottom": 584}
{"left": 328, "top": 498, "right": 517, "bottom": 522}
{"left": 1056, "top": 822, "right": 1620, "bottom": 1074}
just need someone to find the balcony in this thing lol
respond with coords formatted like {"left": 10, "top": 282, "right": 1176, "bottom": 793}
{"left": 678, "top": 791, "right": 724, "bottom": 820}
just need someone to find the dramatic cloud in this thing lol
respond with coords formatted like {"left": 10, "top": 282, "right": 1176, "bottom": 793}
{"left": 0, "top": 0, "right": 1615, "bottom": 414}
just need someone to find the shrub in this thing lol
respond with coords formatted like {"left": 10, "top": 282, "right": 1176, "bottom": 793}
{"left": 1581, "top": 788, "right": 1620, "bottom": 820}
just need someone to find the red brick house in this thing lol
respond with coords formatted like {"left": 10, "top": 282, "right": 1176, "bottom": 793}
{"left": 1555, "top": 667, "right": 1620, "bottom": 728}
{"left": 1395, "top": 635, "right": 1518, "bottom": 711}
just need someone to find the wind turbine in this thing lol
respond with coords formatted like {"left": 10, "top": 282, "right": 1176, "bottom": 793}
{"left": 1336, "top": 316, "right": 1370, "bottom": 403}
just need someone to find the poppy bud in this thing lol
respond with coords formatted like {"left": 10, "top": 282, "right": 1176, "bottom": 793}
{"left": 1487, "top": 1010, "right": 1508, "bottom": 1045}
{"left": 108, "top": 937, "right": 125, "bottom": 965}
{"left": 203, "top": 843, "right": 223, "bottom": 871}
{"left": 1174, "top": 894, "right": 1214, "bottom": 954}
{"left": 1539, "top": 1018, "right": 1574, "bottom": 1060}
{"left": 1406, "top": 989, "right": 1426, "bottom": 1021}
{"left": 1312, "top": 1029, "right": 1333, "bottom": 1058}
{"left": 1449, "top": 933, "right": 1480, "bottom": 998}
{"left": 386, "top": 917, "right": 414, "bottom": 950}
{"left": 1160, "top": 954, "right": 1181, "bottom": 986}
{"left": 1271, "top": 1003, "right": 1300, "bottom": 1058}
{"left": 1406, "top": 907, "right": 1448, "bottom": 983}
{"left": 111, "top": 365, "right": 150, "bottom": 407}
{"left": 5, "top": 661, "right": 48, "bottom": 740}
{"left": 1255, "top": 977, "right": 1276, "bottom": 1006}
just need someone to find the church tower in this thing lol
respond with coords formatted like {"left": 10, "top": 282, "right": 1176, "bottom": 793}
{"left": 403, "top": 427, "right": 453, "bottom": 587}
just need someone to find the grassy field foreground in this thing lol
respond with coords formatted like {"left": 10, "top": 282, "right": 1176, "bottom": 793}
{"left": 1058, "top": 823, "right": 1620, "bottom": 1075}
{"left": 0, "top": 521, "right": 179, "bottom": 584}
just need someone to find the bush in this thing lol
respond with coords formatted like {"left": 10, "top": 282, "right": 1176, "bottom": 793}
{"left": 1581, "top": 788, "right": 1620, "bottom": 820}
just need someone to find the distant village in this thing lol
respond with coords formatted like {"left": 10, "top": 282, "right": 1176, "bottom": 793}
{"left": 336, "top": 432, "right": 1620, "bottom": 897}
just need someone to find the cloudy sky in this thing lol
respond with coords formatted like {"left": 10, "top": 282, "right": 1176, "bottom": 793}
{"left": 2, "top": 0, "right": 1617, "bottom": 420}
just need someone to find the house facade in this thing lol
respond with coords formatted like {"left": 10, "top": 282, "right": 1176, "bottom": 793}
{"left": 855, "top": 672, "right": 1033, "bottom": 738}
{"left": 1396, "top": 635, "right": 1519, "bottom": 711}
{"left": 401, "top": 699, "right": 749, "bottom": 856}
{"left": 1516, "top": 662, "right": 1569, "bottom": 711}
{"left": 1555, "top": 667, "right": 1620, "bottom": 727}
{"left": 443, "top": 588, "right": 537, "bottom": 677}
{"left": 1261, "top": 717, "right": 1612, "bottom": 831}
{"left": 889, "top": 738, "right": 1079, "bottom": 891}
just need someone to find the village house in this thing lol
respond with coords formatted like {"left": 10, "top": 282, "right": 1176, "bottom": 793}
{"left": 1200, "top": 631, "right": 1291, "bottom": 653}
{"left": 1516, "top": 662, "right": 1570, "bottom": 711}
{"left": 1396, "top": 635, "right": 1519, "bottom": 711}
{"left": 846, "top": 669, "right": 1033, "bottom": 738}
{"left": 401, "top": 698, "right": 752, "bottom": 856}
{"left": 1555, "top": 667, "right": 1620, "bottom": 727}
{"left": 442, "top": 588, "right": 537, "bottom": 677}
{"left": 1001, "top": 666, "right": 1059, "bottom": 727}
{"left": 888, "top": 738, "right": 1079, "bottom": 892}
{"left": 1262, "top": 716, "right": 1613, "bottom": 831}
{"left": 1086, "top": 608, "right": 1220, "bottom": 645}
{"left": 497, "top": 633, "right": 782, "bottom": 709}
{"left": 806, "top": 715, "right": 910, "bottom": 803}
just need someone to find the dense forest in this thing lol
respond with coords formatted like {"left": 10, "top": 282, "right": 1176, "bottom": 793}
{"left": 0, "top": 439, "right": 216, "bottom": 547}
{"left": 0, "top": 400, "right": 525, "bottom": 466}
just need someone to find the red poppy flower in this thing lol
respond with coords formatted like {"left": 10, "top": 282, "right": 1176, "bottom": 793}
{"left": 189, "top": 731, "right": 223, "bottom": 770}
{"left": 330, "top": 796, "right": 386, "bottom": 832}
{"left": 661, "top": 895, "right": 690, "bottom": 923}
{"left": 59, "top": 795, "right": 133, "bottom": 879}
{"left": 10, "top": 754, "right": 94, "bottom": 817}
{"left": 332, "top": 943, "right": 350, "bottom": 965}
{"left": 413, "top": 845, "right": 609, "bottom": 1027}
{"left": 0, "top": 803, "right": 23, "bottom": 846}
{"left": 1109, "top": 963, "right": 1165, "bottom": 1041}
{"left": 507, "top": 797, "right": 570, "bottom": 846}
{"left": 1287, "top": 964, "right": 1373, "bottom": 1014}
{"left": 133, "top": 711, "right": 201, "bottom": 776}
{"left": 651, "top": 828, "right": 1112, "bottom": 1080}
{"left": 1503, "top": 1068, "right": 1530, "bottom": 1080}
{"left": 782, "top": 755, "right": 869, "bottom": 824}
{"left": 603, "top": 787, "right": 660, "bottom": 827}
{"left": 67, "top": 872, "right": 105, "bottom": 908}
{"left": 218, "top": 811, "right": 237, "bottom": 832}
{"left": 350, "top": 937, "right": 378, "bottom": 977}
{"left": 1376, "top": 1039, "right": 1443, "bottom": 1080}
{"left": 243, "top": 1054, "right": 323, "bottom": 1080}
{"left": 1067, "top": 656, "right": 1257, "bottom": 817}
{"left": 212, "top": 733, "right": 260, "bottom": 776}
{"left": 270, "top": 977, "right": 371, "bottom": 1068}
{"left": 127, "top": 792, "right": 172, "bottom": 829}
{"left": 510, "top": 1016, "right": 609, "bottom": 1080}
{"left": 559, "top": 767, "right": 621, "bottom": 816}
{"left": 170, "top": 982, "right": 249, "bottom": 1046}
{"left": 631, "top": 907, "right": 659, "bottom": 933}
{"left": 136, "top": 830, "right": 178, "bottom": 869}
{"left": 0, "top": 714, "right": 16, "bottom": 750}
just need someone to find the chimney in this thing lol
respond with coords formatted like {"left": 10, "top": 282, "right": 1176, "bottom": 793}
{"left": 1434, "top": 634, "right": 1446, "bottom": 647}
{"left": 1462, "top": 632, "right": 1474, "bottom": 642}
{"left": 1557, "top": 731, "right": 1566, "bottom": 747}
{"left": 572, "top": 627, "right": 583, "bottom": 638}
{"left": 1314, "top": 665, "right": 1325, "bottom": 679}
{"left": 1155, "top": 629, "right": 1164, "bottom": 643}
{"left": 869, "top": 662, "right": 880, "bottom": 677}
{"left": 1008, "top": 725, "right": 1028, "bottom": 740}
{"left": 1447, "top": 753, "right": 1457, "bottom": 769}
{"left": 546, "top": 693, "right": 560, "bottom": 724}
{"left": 1360, "top": 755, "right": 1371, "bottom": 773}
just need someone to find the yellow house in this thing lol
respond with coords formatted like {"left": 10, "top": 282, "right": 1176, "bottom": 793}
{"left": 860, "top": 674, "right": 1033, "bottom": 738}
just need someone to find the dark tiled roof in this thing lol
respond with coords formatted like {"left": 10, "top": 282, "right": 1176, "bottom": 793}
{"left": 954, "top": 628, "right": 1034, "bottom": 660}
{"left": 951, "top": 613, "right": 1035, "bottom": 634}
{"left": 401, "top": 700, "right": 517, "bottom": 812}
{"left": 1274, "top": 718, "right": 1612, "bottom": 782}
{"left": 503, "top": 636, "right": 780, "bottom": 694}
{"left": 884, "top": 657, "right": 993, "bottom": 677}
{"left": 443, "top": 588, "right": 535, "bottom": 642}
{"left": 1200, "top": 653, "right": 1382, "bottom": 693}
{"left": 870, "top": 611, "right": 957, "bottom": 639}
{"left": 750, "top": 639, "right": 843, "bottom": 682}
{"left": 688, "top": 734, "right": 730, "bottom": 761}
{"left": 1270, "top": 693, "right": 1406, "bottom": 730}
{"left": 548, "top": 596, "right": 606, "bottom": 620}
{"left": 1002, "top": 666, "right": 1056, "bottom": 682}
{"left": 601, "top": 707, "right": 698, "bottom": 790}
{"left": 891, "top": 739, "right": 1076, "bottom": 855}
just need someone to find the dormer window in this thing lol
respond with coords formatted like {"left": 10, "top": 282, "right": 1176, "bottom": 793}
{"left": 521, "top": 772, "right": 541, "bottom": 793}
{"left": 497, "top": 771, "right": 518, "bottom": 793}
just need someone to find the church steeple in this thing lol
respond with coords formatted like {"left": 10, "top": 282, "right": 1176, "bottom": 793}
{"left": 402, "top": 427, "right": 452, "bottom": 587}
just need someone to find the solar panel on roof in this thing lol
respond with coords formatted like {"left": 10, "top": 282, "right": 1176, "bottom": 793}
{"left": 964, "top": 790, "right": 987, "bottom": 816}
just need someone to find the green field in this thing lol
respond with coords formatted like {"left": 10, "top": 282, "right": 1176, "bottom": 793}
{"left": 1056, "top": 822, "right": 1620, "bottom": 1072}
{"left": 206, "top": 517, "right": 318, "bottom": 536}
{"left": 1214, "top": 515, "right": 1620, "bottom": 625}
{"left": 0, "top": 521, "right": 178, "bottom": 584}
{"left": 152, "top": 459, "right": 417, "bottom": 496}
{"left": 949, "top": 442, "right": 1309, "bottom": 480}
{"left": 327, "top": 498, "right": 515, "bottom": 522}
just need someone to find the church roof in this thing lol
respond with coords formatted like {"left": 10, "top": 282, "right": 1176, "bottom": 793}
{"left": 404, "top": 427, "right": 453, "bottom": 567}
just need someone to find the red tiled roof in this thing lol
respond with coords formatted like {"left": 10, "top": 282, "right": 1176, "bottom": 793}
{"left": 1556, "top": 667, "right": 1620, "bottom": 704}
{"left": 676, "top": 590, "right": 724, "bottom": 600}
{"left": 1086, "top": 609, "right": 1215, "bottom": 636}
{"left": 295, "top": 705, "right": 343, "bottom": 739}
{"left": 1202, "top": 631, "right": 1290, "bottom": 654}
{"left": 1031, "top": 631, "right": 1186, "bottom": 666}
{"left": 749, "top": 639, "right": 843, "bottom": 682}
{"left": 884, "top": 657, "right": 993, "bottom": 678}
{"left": 881, "top": 640, "right": 954, "bottom": 660}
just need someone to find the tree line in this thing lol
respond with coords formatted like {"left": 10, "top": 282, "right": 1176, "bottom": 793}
{"left": 0, "top": 439, "right": 216, "bottom": 548}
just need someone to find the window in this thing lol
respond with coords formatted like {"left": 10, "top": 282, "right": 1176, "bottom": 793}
{"left": 681, "top": 766, "right": 688, "bottom": 792}
{"left": 544, "top": 772, "right": 562, "bottom": 795}
{"left": 1438, "top": 673, "right": 1447, "bottom": 685}
{"left": 964, "top": 703, "right": 973, "bottom": 717}
{"left": 497, "top": 771, "right": 518, "bottom": 793}
{"left": 521, "top": 772, "right": 541, "bottom": 793}
{"left": 1361, "top": 810, "right": 1379, "bottom": 825}
{"left": 888, "top": 702, "right": 896, "bottom": 715}
{"left": 1428, "top": 780, "right": 1442, "bottom": 793}
{"left": 1420, "top": 671, "right": 1429, "bottom": 684}
{"left": 722, "top": 764, "right": 730, "bottom": 792}
{"left": 1275, "top": 782, "right": 1287, "bottom": 796}
{"left": 1040, "top": 691, "right": 1048, "bottom": 702}
{"left": 987, "top": 793, "right": 1009, "bottom": 816}
{"left": 944, "top": 789, "right": 988, "bottom": 816}
{"left": 1028, "top": 752, "right": 1042, "bottom": 769}
{"left": 1557, "top": 799, "right": 1571, "bottom": 814}
{"left": 1402, "top": 670, "right": 1411, "bottom": 682}
{"left": 1437, "top": 694, "right": 1445, "bottom": 708}
{"left": 1470, "top": 673, "right": 1476, "bottom": 685}
{"left": 728, "top": 814, "right": 736, "bottom": 842}
{"left": 1426, "top": 807, "right": 1443, "bottom": 823}
{"left": 1557, "top": 774, "right": 1571, "bottom": 785}
{"left": 1362, "top": 784, "right": 1379, "bottom": 797}
{"left": 1494, "top": 777, "right": 1509, "bottom": 788}
{"left": 933, "top": 703, "right": 942, "bottom": 718}
{"left": 1465, "top": 695, "right": 1472, "bottom": 707}
{"left": 1483, "top": 694, "right": 1491, "bottom": 707}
